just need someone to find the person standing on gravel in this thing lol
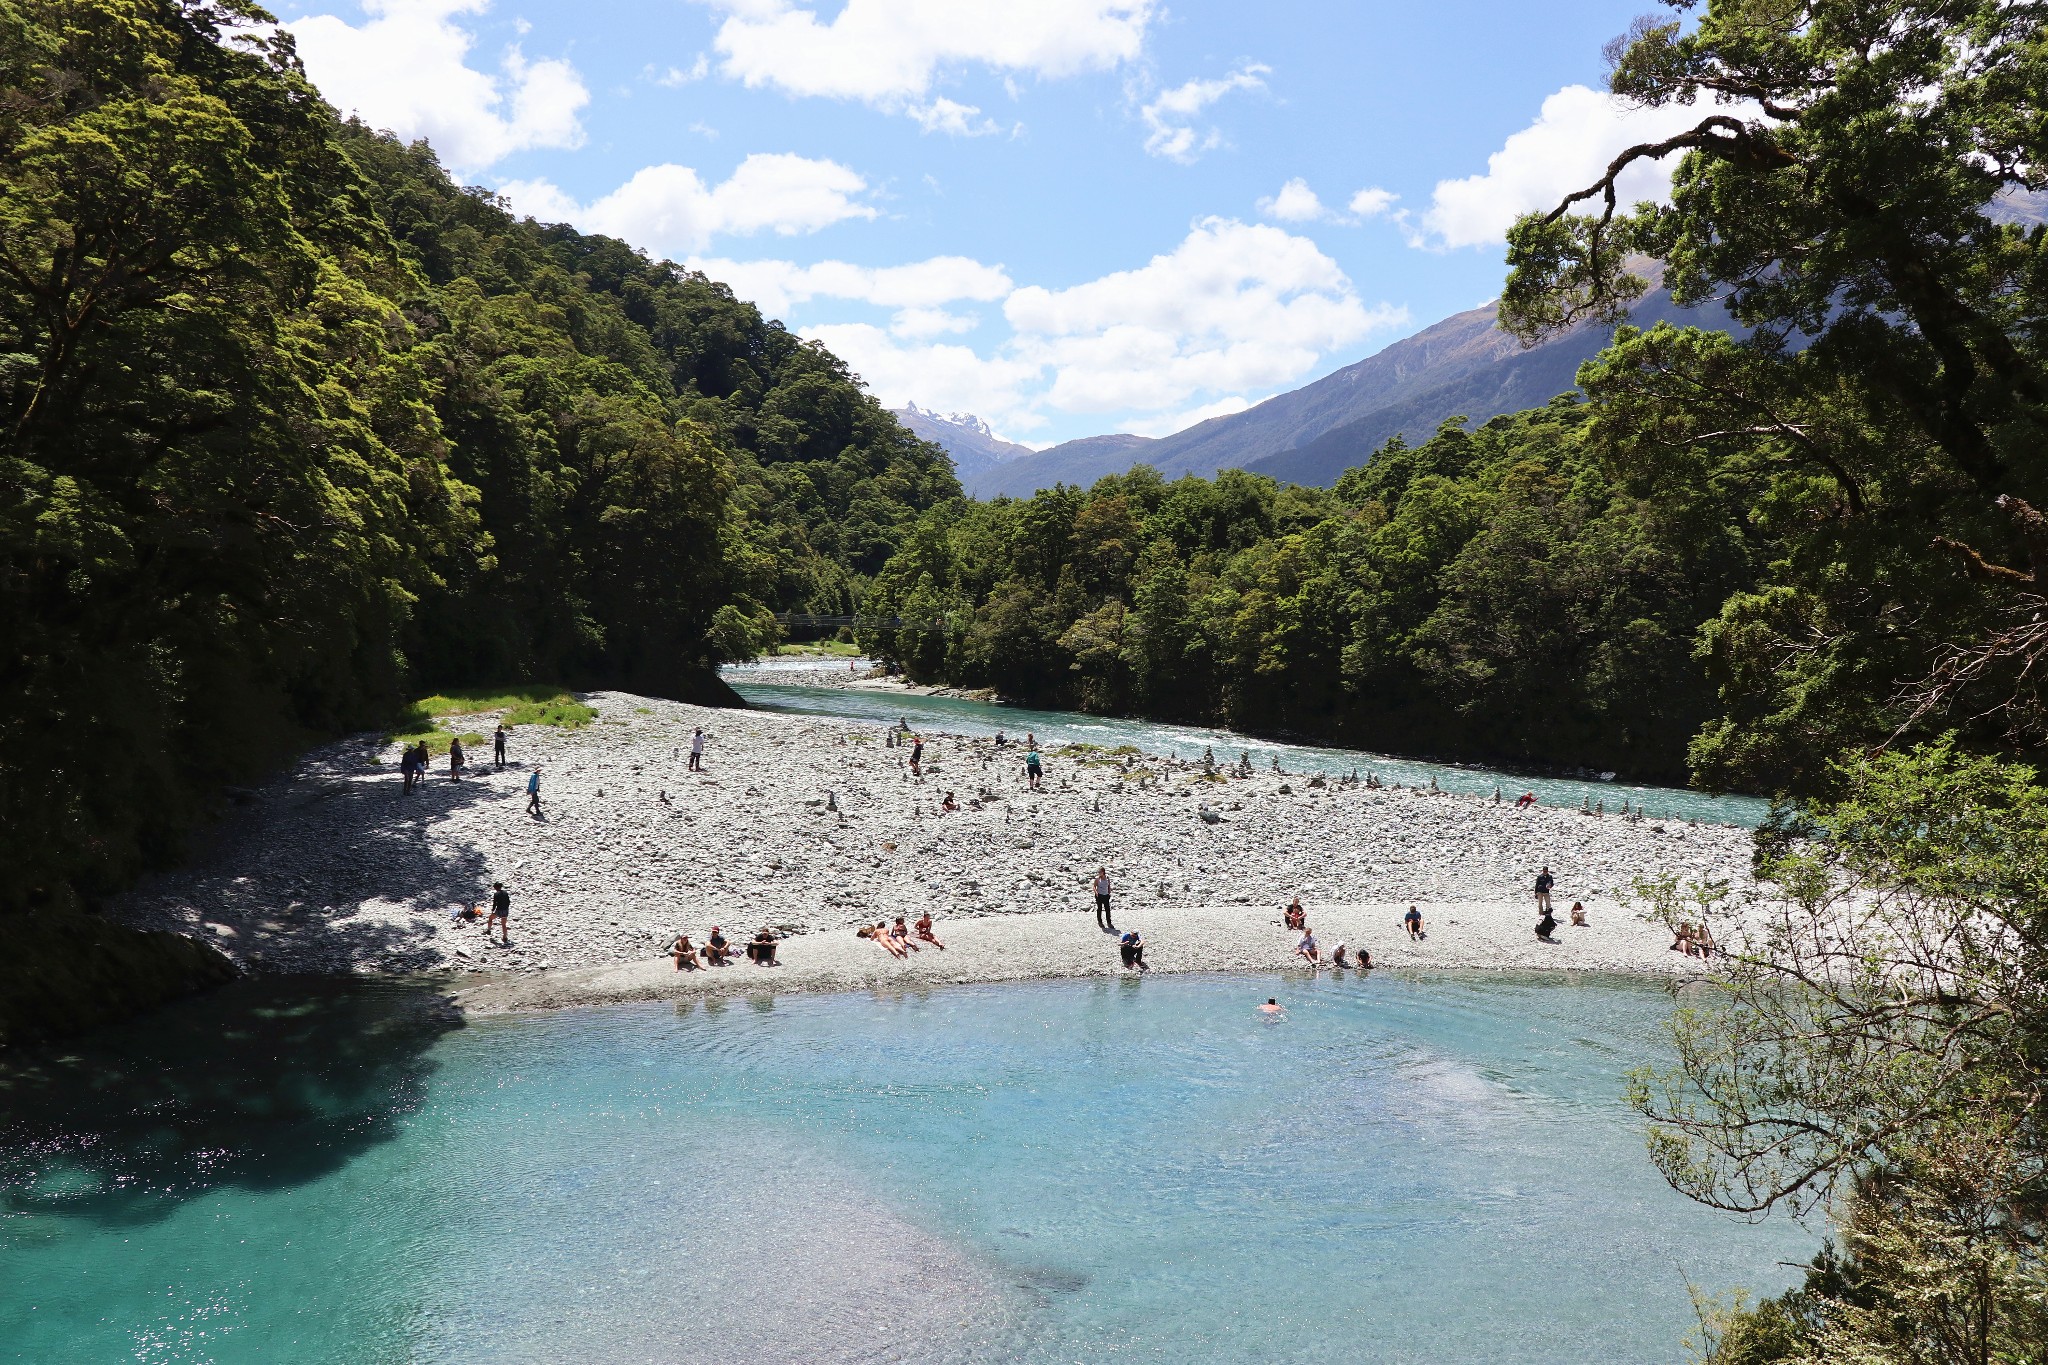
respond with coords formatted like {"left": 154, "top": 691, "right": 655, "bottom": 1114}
{"left": 689, "top": 727, "right": 706, "bottom": 771}
{"left": 487, "top": 882, "right": 511, "bottom": 945}
{"left": 449, "top": 736, "right": 466, "bottom": 782}
{"left": 1091, "top": 867, "right": 1115, "bottom": 931}
{"left": 1533, "top": 866, "right": 1555, "bottom": 914}
{"left": 400, "top": 743, "right": 419, "bottom": 795}
{"left": 1024, "top": 736, "right": 1043, "bottom": 790}
{"left": 493, "top": 723, "right": 507, "bottom": 768}
{"left": 526, "top": 767, "right": 542, "bottom": 816}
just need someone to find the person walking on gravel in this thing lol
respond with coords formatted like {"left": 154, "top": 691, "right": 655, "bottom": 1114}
{"left": 487, "top": 882, "right": 511, "bottom": 945}
{"left": 525, "top": 767, "right": 542, "bottom": 816}
{"left": 689, "top": 727, "right": 705, "bottom": 771}
{"left": 1091, "top": 867, "right": 1115, "bottom": 931}
{"left": 400, "top": 743, "right": 420, "bottom": 795}
{"left": 1024, "top": 736, "right": 1043, "bottom": 790}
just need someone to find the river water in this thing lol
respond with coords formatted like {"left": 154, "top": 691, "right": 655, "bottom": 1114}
{"left": 1, "top": 973, "right": 1811, "bottom": 1363}
{"left": 725, "top": 664, "right": 1773, "bottom": 829}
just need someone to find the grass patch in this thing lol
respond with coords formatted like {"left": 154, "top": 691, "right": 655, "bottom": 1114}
{"left": 385, "top": 684, "right": 595, "bottom": 749}
{"left": 774, "top": 641, "right": 863, "bottom": 658}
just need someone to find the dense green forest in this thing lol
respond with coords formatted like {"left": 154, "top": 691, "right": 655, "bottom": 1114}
{"left": 862, "top": 398, "right": 1757, "bottom": 783}
{"left": 0, "top": 0, "right": 955, "bottom": 914}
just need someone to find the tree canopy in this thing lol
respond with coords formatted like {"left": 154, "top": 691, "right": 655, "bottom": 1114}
{"left": 0, "top": 0, "right": 955, "bottom": 913}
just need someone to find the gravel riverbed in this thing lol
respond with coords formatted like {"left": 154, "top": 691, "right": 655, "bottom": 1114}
{"left": 111, "top": 690, "right": 1758, "bottom": 1005}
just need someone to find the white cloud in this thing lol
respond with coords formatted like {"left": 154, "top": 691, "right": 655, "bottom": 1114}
{"left": 651, "top": 54, "right": 711, "bottom": 87}
{"left": 1139, "top": 63, "right": 1268, "bottom": 162}
{"left": 683, "top": 223, "right": 1401, "bottom": 438}
{"left": 705, "top": 0, "right": 1151, "bottom": 108}
{"left": 890, "top": 307, "right": 979, "bottom": 338}
{"left": 1259, "top": 177, "right": 1328, "bottom": 223}
{"left": 1348, "top": 186, "right": 1398, "bottom": 218}
{"left": 1123, "top": 394, "right": 1250, "bottom": 438}
{"left": 800, "top": 323, "right": 1047, "bottom": 430}
{"left": 909, "top": 97, "right": 1001, "bottom": 136}
{"left": 1006, "top": 217, "right": 1404, "bottom": 414}
{"left": 1419, "top": 84, "right": 1735, "bottom": 249}
{"left": 686, "top": 255, "right": 1014, "bottom": 318}
{"left": 288, "top": 0, "right": 588, "bottom": 174}
{"left": 499, "top": 153, "right": 878, "bottom": 257}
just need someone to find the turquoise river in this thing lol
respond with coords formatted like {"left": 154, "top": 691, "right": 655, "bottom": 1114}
{"left": 1, "top": 972, "right": 1813, "bottom": 1363}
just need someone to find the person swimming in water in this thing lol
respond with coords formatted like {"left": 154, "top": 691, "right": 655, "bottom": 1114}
{"left": 1257, "top": 998, "right": 1283, "bottom": 1015}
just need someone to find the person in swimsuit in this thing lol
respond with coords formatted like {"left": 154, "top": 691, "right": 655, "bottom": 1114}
{"left": 1258, "top": 998, "right": 1283, "bottom": 1015}
{"left": 705, "top": 926, "right": 734, "bottom": 965}
{"left": 915, "top": 912, "right": 945, "bottom": 949}
{"left": 669, "top": 934, "right": 700, "bottom": 970}
{"left": 941, "top": 791, "right": 957, "bottom": 812}
{"left": 1569, "top": 901, "right": 1588, "bottom": 927}
{"left": 1356, "top": 948, "right": 1374, "bottom": 969}
{"left": 1403, "top": 905, "right": 1425, "bottom": 940}
{"left": 892, "top": 916, "right": 922, "bottom": 952}
{"left": 868, "top": 921, "right": 907, "bottom": 958}
{"left": 1331, "top": 942, "right": 1351, "bottom": 968}
{"left": 748, "top": 928, "right": 780, "bottom": 965}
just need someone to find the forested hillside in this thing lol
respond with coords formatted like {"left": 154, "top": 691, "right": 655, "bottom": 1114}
{"left": 0, "top": 0, "right": 954, "bottom": 914}
{"left": 862, "top": 399, "right": 1757, "bottom": 781}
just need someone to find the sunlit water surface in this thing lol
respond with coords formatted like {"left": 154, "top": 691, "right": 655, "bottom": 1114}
{"left": 1, "top": 973, "right": 1811, "bottom": 1363}
{"left": 724, "top": 667, "right": 1771, "bottom": 828}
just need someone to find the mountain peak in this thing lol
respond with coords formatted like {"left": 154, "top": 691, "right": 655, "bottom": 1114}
{"left": 902, "top": 402, "right": 999, "bottom": 440}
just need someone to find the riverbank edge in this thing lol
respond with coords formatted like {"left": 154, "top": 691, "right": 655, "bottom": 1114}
{"left": 735, "top": 668, "right": 1722, "bottom": 794}
{"left": 450, "top": 902, "right": 1711, "bottom": 1017}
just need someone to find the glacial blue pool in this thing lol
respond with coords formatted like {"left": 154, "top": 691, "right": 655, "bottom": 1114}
{"left": 1, "top": 973, "right": 1811, "bottom": 1363}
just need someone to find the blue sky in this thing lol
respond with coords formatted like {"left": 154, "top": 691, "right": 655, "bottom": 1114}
{"left": 274, "top": 1, "right": 1705, "bottom": 445}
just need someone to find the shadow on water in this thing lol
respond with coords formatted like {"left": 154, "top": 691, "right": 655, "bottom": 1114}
{"left": 0, "top": 976, "right": 461, "bottom": 1228}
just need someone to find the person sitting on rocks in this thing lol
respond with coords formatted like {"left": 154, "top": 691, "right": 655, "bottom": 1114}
{"left": 891, "top": 915, "right": 922, "bottom": 952}
{"left": 1692, "top": 921, "right": 1717, "bottom": 957}
{"left": 1671, "top": 922, "right": 1697, "bottom": 956}
{"left": 1119, "top": 929, "right": 1146, "bottom": 970}
{"left": 704, "top": 926, "right": 736, "bottom": 966}
{"left": 746, "top": 927, "right": 780, "bottom": 966}
{"left": 1294, "top": 927, "right": 1320, "bottom": 967}
{"left": 1403, "top": 906, "right": 1425, "bottom": 940}
{"left": 941, "top": 791, "right": 958, "bottom": 812}
{"left": 1330, "top": 942, "right": 1351, "bottom": 968}
{"left": 1284, "top": 898, "right": 1307, "bottom": 931}
{"left": 1535, "top": 907, "right": 1559, "bottom": 941}
{"left": 915, "top": 912, "right": 945, "bottom": 949}
{"left": 1569, "top": 901, "right": 1589, "bottom": 927}
{"left": 669, "top": 934, "right": 700, "bottom": 970}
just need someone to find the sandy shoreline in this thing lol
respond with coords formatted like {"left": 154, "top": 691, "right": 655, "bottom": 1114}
{"left": 451, "top": 900, "right": 1707, "bottom": 1015}
{"left": 110, "top": 688, "right": 1754, "bottom": 1011}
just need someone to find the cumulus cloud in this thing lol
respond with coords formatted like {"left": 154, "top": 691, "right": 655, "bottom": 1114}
{"left": 704, "top": 0, "right": 1151, "bottom": 108}
{"left": 499, "top": 153, "right": 878, "bottom": 257}
{"left": 693, "top": 223, "right": 1401, "bottom": 437}
{"left": 1007, "top": 217, "right": 1403, "bottom": 414}
{"left": 1139, "top": 63, "right": 1269, "bottom": 162}
{"left": 908, "top": 97, "right": 1001, "bottom": 137}
{"left": 1419, "top": 84, "right": 1735, "bottom": 249}
{"left": 1348, "top": 186, "right": 1398, "bottom": 218}
{"left": 686, "top": 255, "right": 1015, "bottom": 318}
{"left": 288, "top": 0, "right": 588, "bottom": 174}
{"left": 800, "top": 323, "right": 1047, "bottom": 429}
{"left": 1257, "top": 178, "right": 1327, "bottom": 223}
